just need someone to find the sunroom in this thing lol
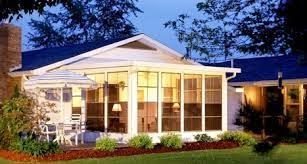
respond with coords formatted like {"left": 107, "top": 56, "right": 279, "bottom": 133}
{"left": 13, "top": 34, "right": 240, "bottom": 143}
{"left": 43, "top": 60, "right": 240, "bottom": 143}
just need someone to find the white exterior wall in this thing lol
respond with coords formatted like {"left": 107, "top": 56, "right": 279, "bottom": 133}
{"left": 227, "top": 87, "right": 243, "bottom": 131}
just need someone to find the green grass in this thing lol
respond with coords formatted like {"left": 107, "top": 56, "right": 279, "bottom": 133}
{"left": 3, "top": 144, "right": 307, "bottom": 163}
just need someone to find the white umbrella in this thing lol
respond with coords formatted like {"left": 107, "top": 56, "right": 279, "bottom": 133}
{"left": 24, "top": 70, "right": 97, "bottom": 123}
{"left": 24, "top": 70, "right": 96, "bottom": 89}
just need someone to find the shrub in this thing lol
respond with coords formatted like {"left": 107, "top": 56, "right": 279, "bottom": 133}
{"left": 160, "top": 134, "right": 182, "bottom": 149}
{"left": 0, "top": 88, "right": 55, "bottom": 149}
{"left": 128, "top": 134, "right": 154, "bottom": 149}
{"left": 13, "top": 137, "right": 60, "bottom": 157}
{"left": 218, "top": 131, "right": 256, "bottom": 146}
{"left": 280, "top": 136, "right": 297, "bottom": 144}
{"left": 95, "top": 137, "right": 118, "bottom": 151}
{"left": 253, "top": 140, "right": 275, "bottom": 156}
{"left": 194, "top": 134, "right": 214, "bottom": 142}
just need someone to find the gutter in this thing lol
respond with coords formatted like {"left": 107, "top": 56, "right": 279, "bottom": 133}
{"left": 226, "top": 59, "right": 238, "bottom": 81}
{"left": 226, "top": 72, "right": 237, "bottom": 81}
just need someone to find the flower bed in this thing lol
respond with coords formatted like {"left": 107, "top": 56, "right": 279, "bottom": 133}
{"left": 0, "top": 141, "right": 238, "bottom": 162}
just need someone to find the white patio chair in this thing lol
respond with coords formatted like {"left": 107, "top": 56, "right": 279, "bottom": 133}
{"left": 39, "top": 124, "right": 56, "bottom": 142}
{"left": 53, "top": 123, "right": 73, "bottom": 145}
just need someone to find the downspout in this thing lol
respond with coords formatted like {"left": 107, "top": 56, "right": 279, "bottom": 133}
{"left": 226, "top": 59, "right": 237, "bottom": 81}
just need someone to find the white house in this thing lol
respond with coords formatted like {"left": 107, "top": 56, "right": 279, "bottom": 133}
{"left": 1, "top": 23, "right": 241, "bottom": 143}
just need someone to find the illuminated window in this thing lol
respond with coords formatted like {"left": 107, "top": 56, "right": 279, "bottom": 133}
{"left": 108, "top": 72, "right": 128, "bottom": 133}
{"left": 162, "top": 73, "right": 181, "bottom": 132}
{"left": 137, "top": 72, "right": 158, "bottom": 132}
{"left": 72, "top": 87, "right": 82, "bottom": 115}
{"left": 286, "top": 85, "right": 300, "bottom": 122}
{"left": 86, "top": 74, "right": 105, "bottom": 131}
{"left": 205, "top": 76, "right": 222, "bottom": 130}
{"left": 184, "top": 74, "right": 202, "bottom": 131}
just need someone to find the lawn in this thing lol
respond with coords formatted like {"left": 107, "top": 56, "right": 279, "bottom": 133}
{"left": 2, "top": 144, "right": 307, "bottom": 164}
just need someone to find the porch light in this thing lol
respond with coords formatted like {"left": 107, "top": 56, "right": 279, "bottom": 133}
{"left": 112, "top": 103, "right": 122, "bottom": 112}
{"left": 172, "top": 103, "right": 180, "bottom": 113}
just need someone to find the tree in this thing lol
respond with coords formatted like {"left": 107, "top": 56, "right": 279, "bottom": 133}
{"left": 165, "top": 0, "right": 305, "bottom": 62}
{"left": 0, "top": 0, "right": 70, "bottom": 22}
{"left": 280, "top": 0, "right": 307, "bottom": 58}
{"left": 28, "top": 0, "right": 142, "bottom": 48}
{"left": 0, "top": 90, "right": 56, "bottom": 149}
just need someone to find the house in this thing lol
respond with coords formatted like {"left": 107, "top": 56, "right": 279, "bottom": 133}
{"left": 0, "top": 23, "right": 240, "bottom": 143}
{"left": 204, "top": 55, "right": 307, "bottom": 131}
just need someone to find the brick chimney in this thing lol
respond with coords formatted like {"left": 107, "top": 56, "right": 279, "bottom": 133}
{"left": 0, "top": 23, "right": 22, "bottom": 103}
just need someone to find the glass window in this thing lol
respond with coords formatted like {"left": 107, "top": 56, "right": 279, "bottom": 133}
{"left": 205, "top": 76, "right": 222, "bottom": 130}
{"left": 162, "top": 73, "right": 181, "bottom": 132}
{"left": 286, "top": 85, "right": 300, "bottom": 121}
{"left": 137, "top": 72, "right": 158, "bottom": 133}
{"left": 72, "top": 88, "right": 82, "bottom": 115}
{"left": 184, "top": 74, "right": 202, "bottom": 131}
{"left": 108, "top": 72, "right": 128, "bottom": 133}
{"left": 86, "top": 74, "right": 105, "bottom": 131}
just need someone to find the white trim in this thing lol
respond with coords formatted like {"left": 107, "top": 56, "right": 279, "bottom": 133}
{"left": 180, "top": 73, "right": 184, "bottom": 133}
{"left": 201, "top": 74, "right": 205, "bottom": 132}
{"left": 9, "top": 64, "right": 22, "bottom": 72}
{"left": 64, "top": 61, "right": 240, "bottom": 74}
{"left": 158, "top": 72, "right": 162, "bottom": 134}
{"left": 222, "top": 74, "right": 228, "bottom": 131}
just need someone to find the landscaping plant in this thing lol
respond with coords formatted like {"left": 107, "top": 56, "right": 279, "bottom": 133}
{"left": 0, "top": 87, "right": 56, "bottom": 151}
{"left": 95, "top": 137, "right": 118, "bottom": 151}
{"left": 253, "top": 140, "right": 275, "bottom": 156}
{"left": 194, "top": 134, "right": 215, "bottom": 142}
{"left": 218, "top": 131, "right": 256, "bottom": 146}
{"left": 128, "top": 134, "right": 154, "bottom": 149}
{"left": 160, "top": 134, "right": 182, "bottom": 149}
{"left": 13, "top": 136, "right": 60, "bottom": 157}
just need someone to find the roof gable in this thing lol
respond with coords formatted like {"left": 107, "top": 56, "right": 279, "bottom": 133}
{"left": 13, "top": 34, "right": 198, "bottom": 75}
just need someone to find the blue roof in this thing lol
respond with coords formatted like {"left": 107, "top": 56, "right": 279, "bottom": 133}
{"left": 202, "top": 55, "right": 307, "bottom": 83}
{"left": 17, "top": 34, "right": 139, "bottom": 71}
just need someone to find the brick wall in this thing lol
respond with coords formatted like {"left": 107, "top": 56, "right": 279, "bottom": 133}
{"left": 0, "top": 23, "right": 22, "bottom": 103}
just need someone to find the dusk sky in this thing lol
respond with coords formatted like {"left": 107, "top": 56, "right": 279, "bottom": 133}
{"left": 13, "top": 0, "right": 202, "bottom": 54}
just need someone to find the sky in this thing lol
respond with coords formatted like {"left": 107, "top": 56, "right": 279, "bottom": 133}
{"left": 12, "top": 0, "right": 202, "bottom": 54}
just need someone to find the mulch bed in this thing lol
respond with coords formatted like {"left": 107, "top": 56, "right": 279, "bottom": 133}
{"left": 0, "top": 141, "right": 238, "bottom": 162}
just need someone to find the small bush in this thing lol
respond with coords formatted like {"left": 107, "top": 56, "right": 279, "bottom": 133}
{"left": 160, "top": 134, "right": 182, "bottom": 149}
{"left": 218, "top": 131, "right": 256, "bottom": 146}
{"left": 128, "top": 134, "right": 154, "bottom": 149}
{"left": 280, "top": 136, "right": 297, "bottom": 144}
{"left": 13, "top": 137, "right": 60, "bottom": 157}
{"left": 95, "top": 137, "right": 118, "bottom": 151}
{"left": 194, "top": 134, "right": 214, "bottom": 142}
{"left": 253, "top": 141, "right": 275, "bottom": 156}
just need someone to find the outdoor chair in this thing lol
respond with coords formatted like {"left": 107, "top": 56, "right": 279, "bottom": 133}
{"left": 39, "top": 124, "right": 57, "bottom": 142}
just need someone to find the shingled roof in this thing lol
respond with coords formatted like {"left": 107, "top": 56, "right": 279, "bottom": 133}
{"left": 202, "top": 55, "right": 307, "bottom": 83}
{"left": 17, "top": 34, "right": 140, "bottom": 71}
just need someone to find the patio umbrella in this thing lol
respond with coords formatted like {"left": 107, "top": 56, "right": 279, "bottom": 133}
{"left": 24, "top": 70, "right": 97, "bottom": 122}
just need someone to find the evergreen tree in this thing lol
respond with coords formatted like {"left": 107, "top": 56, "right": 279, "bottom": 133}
{"left": 28, "top": 0, "right": 142, "bottom": 48}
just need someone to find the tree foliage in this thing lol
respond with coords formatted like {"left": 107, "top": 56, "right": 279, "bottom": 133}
{"left": 0, "top": 0, "right": 69, "bottom": 22}
{"left": 28, "top": 0, "right": 142, "bottom": 48}
{"left": 0, "top": 89, "right": 56, "bottom": 149}
{"left": 165, "top": 0, "right": 306, "bottom": 62}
